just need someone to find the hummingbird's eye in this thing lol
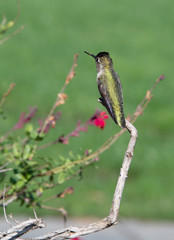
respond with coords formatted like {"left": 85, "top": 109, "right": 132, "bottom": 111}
{"left": 96, "top": 58, "right": 100, "bottom": 63}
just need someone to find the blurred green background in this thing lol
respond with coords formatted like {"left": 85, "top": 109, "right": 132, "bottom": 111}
{"left": 0, "top": 0, "right": 174, "bottom": 220}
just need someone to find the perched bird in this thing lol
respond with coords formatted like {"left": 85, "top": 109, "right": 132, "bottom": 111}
{"left": 84, "top": 51, "right": 125, "bottom": 128}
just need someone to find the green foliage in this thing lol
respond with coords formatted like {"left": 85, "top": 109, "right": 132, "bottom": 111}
{"left": 0, "top": 116, "right": 95, "bottom": 208}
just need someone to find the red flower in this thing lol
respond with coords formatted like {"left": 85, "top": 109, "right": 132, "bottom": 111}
{"left": 93, "top": 111, "right": 109, "bottom": 129}
{"left": 71, "top": 238, "right": 81, "bottom": 240}
{"left": 94, "top": 118, "right": 105, "bottom": 129}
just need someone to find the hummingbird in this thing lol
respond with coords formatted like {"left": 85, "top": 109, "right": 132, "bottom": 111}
{"left": 84, "top": 51, "right": 125, "bottom": 128}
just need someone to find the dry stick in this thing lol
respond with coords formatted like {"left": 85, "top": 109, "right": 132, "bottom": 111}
{"left": 40, "top": 53, "right": 78, "bottom": 134}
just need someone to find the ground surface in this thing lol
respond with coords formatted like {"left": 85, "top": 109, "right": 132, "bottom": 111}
{"left": 1, "top": 217, "right": 174, "bottom": 240}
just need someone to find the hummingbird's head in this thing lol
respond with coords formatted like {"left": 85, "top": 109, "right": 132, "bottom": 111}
{"left": 84, "top": 51, "right": 113, "bottom": 72}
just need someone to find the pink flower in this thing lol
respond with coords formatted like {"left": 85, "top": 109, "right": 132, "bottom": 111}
{"left": 159, "top": 74, "right": 165, "bottom": 80}
{"left": 58, "top": 135, "right": 69, "bottom": 144}
{"left": 13, "top": 106, "right": 37, "bottom": 130}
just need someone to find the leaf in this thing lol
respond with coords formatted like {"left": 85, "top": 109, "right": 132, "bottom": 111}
{"left": 69, "top": 151, "right": 74, "bottom": 158}
{"left": 7, "top": 187, "right": 14, "bottom": 195}
{"left": 10, "top": 177, "right": 17, "bottom": 184}
{"left": 13, "top": 144, "right": 22, "bottom": 158}
{"left": 15, "top": 180, "right": 25, "bottom": 189}
{"left": 38, "top": 132, "right": 45, "bottom": 140}
{"left": 14, "top": 160, "right": 21, "bottom": 166}
{"left": 23, "top": 144, "right": 31, "bottom": 160}
{"left": 65, "top": 159, "right": 72, "bottom": 169}
{"left": 76, "top": 154, "right": 82, "bottom": 160}
{"left": 59, "top": 155, "right": 66, "bottom": 163}
{"left": 30, "top": 130, "right": 38, "bottom": 139}
{"left": 25, "top": 123, "right": 33, "bottom": 133}
{"left": 27, "top": 161, "right": 38, "bottom": 167}
{"left": 15, "top": 173, "right": 23, "bottom": 180}
{"left": 58, "top": 172, "right": 66, "bottom": 184}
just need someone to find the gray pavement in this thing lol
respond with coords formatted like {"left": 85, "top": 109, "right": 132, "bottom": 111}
{"left": 0, "top": 217, "right": 174, "bottom": 240}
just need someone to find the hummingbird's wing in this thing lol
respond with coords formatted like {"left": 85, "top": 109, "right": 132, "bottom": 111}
{"left": 98, "top": 84, "right": 118, "bottom": 124}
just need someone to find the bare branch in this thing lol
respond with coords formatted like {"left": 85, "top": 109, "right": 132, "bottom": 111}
{"left": 108, "top": 120, "right": 137, "bottom": 223}
{"left": 0, "top": 218, "right": 45, "bottom": 240}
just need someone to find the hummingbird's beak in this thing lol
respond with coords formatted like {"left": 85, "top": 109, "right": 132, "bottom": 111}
{"left": 84, "top": 51, "right": 96, "bottom": 59}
